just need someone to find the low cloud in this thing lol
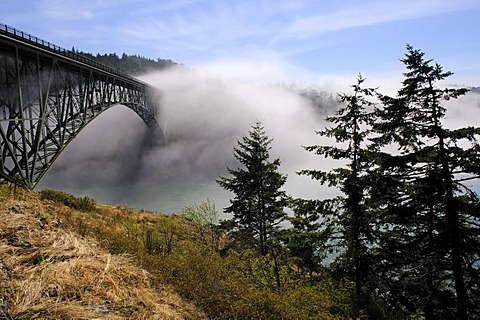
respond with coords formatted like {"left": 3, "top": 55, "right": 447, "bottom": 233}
{"left": 140, "top": 66, "right": 329, "bottom": 183}
{"left": 37, "top": 65, "right": 337, "bottom": 210}
{"left": 37, "top": 64, "right": 479, "bottom": 212}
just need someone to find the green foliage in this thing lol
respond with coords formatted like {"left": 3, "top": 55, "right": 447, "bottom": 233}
{"left": 152, "top": 243, "right": 352, "bottom": 319}
{"left": 217, "top": 121, "right": 289, "bottom": 256}
{"left": 284, "top": 198, "right": 331, "bottom": 279}
{"left": 50, "top": 196, "right": 352, "bottom": 319}
{"left": 39, "top": 189, "right": 96, "bottom": 212}
{"left": 144, "top": 217, "right": 178, "bottom": 256}
{"left": 371, "top": 45, "right": 480, "bottom": 319}
{"left": 179, "top": 200, "right": 221, "bottom": 250}
{"left": 0, "top": 183, "right": 14, "bottom": 201}
{"left": 294, "top": 47, "right": 480, "bottom": 319}
{"left": 299, "top": 74, "right": 379, "bottom": 318}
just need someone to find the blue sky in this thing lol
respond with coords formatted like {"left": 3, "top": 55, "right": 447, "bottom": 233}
{"left": 3, "top": 0, "right": 480, "bottom": 85}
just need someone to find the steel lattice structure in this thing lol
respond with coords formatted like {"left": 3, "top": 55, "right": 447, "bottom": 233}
{"left": 0, "top": 23, "right": 165, "bottom": 188}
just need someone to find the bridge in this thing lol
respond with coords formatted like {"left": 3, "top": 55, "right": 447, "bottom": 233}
{"left": 0, "top": 23, "right": 165, "bottom": 188}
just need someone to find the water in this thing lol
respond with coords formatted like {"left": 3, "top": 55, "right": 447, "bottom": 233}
{"left": 37, "top": 152, "right": 333, "bottom": 216}
{"left": 49, "top": 180, "right": 233, "bottom": 214}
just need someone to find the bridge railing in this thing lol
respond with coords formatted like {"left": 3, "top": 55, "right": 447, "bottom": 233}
{"left": 0, "top": 22, "right": 151, "bottom": 88}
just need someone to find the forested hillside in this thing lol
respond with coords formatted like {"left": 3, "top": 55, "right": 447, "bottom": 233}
{"left": 77, "top": 50, "right": 178, "bottom": 76}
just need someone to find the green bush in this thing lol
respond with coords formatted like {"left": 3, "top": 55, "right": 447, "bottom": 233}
{"left": 148, "top": 241, "right": 352, "bottom": 319}
{"left": 39, "top": 189, "right": 96, "bottom": 212}
{"left": 52, "top": 199, "right": 353, "bottom": 319}
{"left": 0, "top": 183, "right": 14, "bottom": 201}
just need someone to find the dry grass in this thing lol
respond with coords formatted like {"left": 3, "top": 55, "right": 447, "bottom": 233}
{"left": 0, "top": 186, "right": 204, "bottom": 319}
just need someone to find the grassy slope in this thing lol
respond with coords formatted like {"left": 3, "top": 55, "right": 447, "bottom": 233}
{"left": 1, "top": 185, "right": 352, "bottom": 319}
{"left": 0, "top": 185, "right": 204, "bottom": 319}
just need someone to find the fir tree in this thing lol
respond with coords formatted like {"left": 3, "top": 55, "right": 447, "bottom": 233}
{"left": 299, "top": 75, "right": 379, "bottom": 317}
{"left": 217, "top": 121, "right": 288, "bottom": 257}
{"left": 372, "top": 45, "right": 480, "bottom": 319}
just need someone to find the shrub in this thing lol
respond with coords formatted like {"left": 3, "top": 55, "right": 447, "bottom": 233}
{"left": 52, "top": 198, "right": 352, "bottom": 319}
{"left": 39, "top": 189, "right": 96, "bottom": 212}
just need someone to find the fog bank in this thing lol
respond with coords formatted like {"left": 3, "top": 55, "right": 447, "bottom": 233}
{"left": 37, "top": 66, "right": 336, "bottom": 212}
{"left": 36, "top": 66, "right": 479, "bottom": 213}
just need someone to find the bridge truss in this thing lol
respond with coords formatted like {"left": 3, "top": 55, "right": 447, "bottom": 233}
{"left": 0, "top": 23, "right": 165, "bottom": 188}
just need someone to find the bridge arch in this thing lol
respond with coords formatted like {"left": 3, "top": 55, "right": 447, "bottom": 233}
{"left": 0, "top": 23, "right": 165, "bottom": 188}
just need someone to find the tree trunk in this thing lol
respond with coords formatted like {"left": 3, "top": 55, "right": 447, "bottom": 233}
{"left": 431, "top": 79, "right": 468, "bottom": 319}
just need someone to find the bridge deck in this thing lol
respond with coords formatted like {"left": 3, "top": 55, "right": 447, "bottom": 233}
{"left": 0, "top": 22, "right": 152, "bottom": 89}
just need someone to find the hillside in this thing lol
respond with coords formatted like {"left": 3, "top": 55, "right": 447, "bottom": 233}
{"left": 77, "top": 51, "right": 178, "bottom": 76}
{"left": 0, "top": 185, "right": 203, "bottom": 319}
{"left": 0, "top": 185, "right": 354, "bottom": 319}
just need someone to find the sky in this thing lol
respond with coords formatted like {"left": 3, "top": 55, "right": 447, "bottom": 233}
{"left": 3, "top": 0, "right": 480, "bottom": 86}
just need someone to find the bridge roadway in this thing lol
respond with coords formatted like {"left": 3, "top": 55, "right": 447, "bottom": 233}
{"left": 0, "top": 23, "right": 165, "bottom": 188}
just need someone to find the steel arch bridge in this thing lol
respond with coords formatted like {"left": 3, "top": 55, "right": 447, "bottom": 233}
{"left": 0, "top": 23, "right": 165, "bottom": 188}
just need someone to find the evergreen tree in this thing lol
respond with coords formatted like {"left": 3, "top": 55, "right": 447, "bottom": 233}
{"left": 299, "top": 75, "right": 379, "bottom": 317}
{"left": 285, "top": 198, "right": 331, "bottom": 281}
{"left": 372, "top": 45, "right": 480, "bottom": 319}
{"left": 217, "top": 121, "right": 288, "bottom": 257}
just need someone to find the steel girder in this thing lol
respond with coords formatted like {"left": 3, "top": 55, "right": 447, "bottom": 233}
{"left": 0, "top": 24, "right": 165, "bottom": 188}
